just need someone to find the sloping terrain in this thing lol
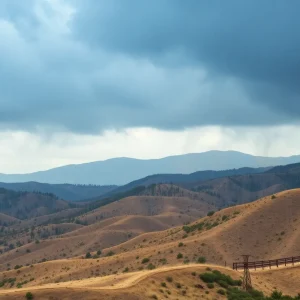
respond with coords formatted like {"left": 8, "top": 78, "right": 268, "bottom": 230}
{"left": 77, "top": 184, "right": 216, "bottom": 224}
{"left": 0, "top": 188, "right": 75, "bottom": 219}
{"left": 0, "top": 189, "right": 299, "bottom": 294}
{"left": 0, "top": 213, "right": 18, "bottom": 226}
{"left": 0, "top": 264, "right": 299, "bottom": 299}
{"left": 0, "top": 182, "right": 117, "bottom": 201}
{"left": 102, "top": 166, "right": 268, "bottom": 197}
{"left": 185, "top": 163, "right": 300, "bottom": 207}
{"left": 96, "top": 189, "right": 300, "bottom": 271}
{"left": 84, "top": 162, "right": 300, "bottom": 213}
{"left": 0, "top": 188, "right": 215, "bottom": 268}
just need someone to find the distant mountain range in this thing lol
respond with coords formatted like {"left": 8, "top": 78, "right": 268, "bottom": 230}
{"left": 0, "top": 166, "right": 267, "bottom": 202}
{"left": 0, "top": 150, "right": 300, "bottom": 185}
{"left": 99, "top": 166, "right": 269, "bottom": 199}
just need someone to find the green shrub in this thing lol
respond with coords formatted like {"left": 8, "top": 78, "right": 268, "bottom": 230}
{"left": 147, "top": 263, "right": 155, "bottom": 270}
{"left": 85, "top": 252, "right": 91, "bottom": 259}
{"left": 97, "top": 250, "right": 102, "bottom": 255}
{"left": 197, "top": 256, "right": 206, "bottom": 263}
{"left": 123, "top": 267, "right": 129, "bottom": 273}
{"left": 183, "top": 222, "right": 204, "bottom": 233}
{"left": 200, "top": 270, "right": 241, "bottom": 287}
{"left": 207, "top": 283, "right": 214, "bottom": 289}
{"left": 207, "top": 211, "right": 215, "bottom": 217}
{"left": 175, "top": 282, "right": 182, "bottom": 289}
{"left": 177, "top": 253, "right": 183, "bottom": 259}
{"left": 226, "top": 287, "right": 264, "bottom": 300}
{"left": 159, "top": 258, "right": 167, "bottom": 265}
{"left": 142, "top": 258, "right": 150, "bottom": 264}
{"left": 106, "top": 251, "right": 115, "bottom": 257}
{"left": 14, "top": 265, "right": 22, "bottom": 270}
{"left": 200, "top": 272, "right": 215, "bottom": 283}
{"left": 218, "top": 280, "right": 228, "bottom": 288}
{"left": 25, "top": 292, "right": 34, "bottom": 300}
{"left": 161, "top": 282, "right": 167, "bottom": 287}
{"left": 178, "top": 242, "right": 184, "bottom": 247}
{"left": 166, "top": 276, "right": 173, "bottom": 283}
{"left": 217, "top": 289, "right": 226, "bottom": 295}
{"left": 222, "top": 215, "right": 228, "bottom": 221}
{"left": 182, "top": 225, "right": 191, "bottom": 233}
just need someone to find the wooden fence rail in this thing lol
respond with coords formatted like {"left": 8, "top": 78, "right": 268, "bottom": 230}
{"left": 233, "top": 255, "right": 300, "bottom": 270}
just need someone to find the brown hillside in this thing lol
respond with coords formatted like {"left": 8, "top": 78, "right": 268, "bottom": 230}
{"left": 77, "top": 189, "right": 215, "bottom": 225}
{"left": 0, "top": 213, "right": 18, "bottom": 226}
{"left": 0, "top": 190, "right": 298, "bottom": 282}
{"left": 187, "top": 172, "right": 295, "bottom": 208}
{"left": 0, "top": 264, "right": 299, "bottom": 299}
{"left": 0, "top": 191, "right": 214, "bottom": 269}
{"left": 99, "top": 189, "right": 300, "bottom": 270}
{"left": 0, "top": 189, "right": 300, "bottom": 298}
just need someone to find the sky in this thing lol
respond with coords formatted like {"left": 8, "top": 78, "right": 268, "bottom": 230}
{"left": 0, "top": 0, "right": 300, "bottom": 173}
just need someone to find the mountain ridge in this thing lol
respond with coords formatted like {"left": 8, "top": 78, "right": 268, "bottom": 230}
{"left": 1, "top": 150, "right": 300, "bottom": 185}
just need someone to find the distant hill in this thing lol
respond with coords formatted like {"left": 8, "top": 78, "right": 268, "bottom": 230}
{"left": 91, "top": 162, "right": 300, "bottom": 210}
{"left": 184, "top": 161, "right": 300, "bottom": 207}
{"left": 0, "top": 182, "right": 117, "bottom": 201}
{"left": 0, "top": 150, "right": 299, "bottom": 185}
{"left": 265, "top": 162, "right": 300, "bottom": 174}
{"left": 101, "top": 166, "right": 269, "bottom": 198}
{"left": 0, "top": 188, "right": 75, "bottom": 219}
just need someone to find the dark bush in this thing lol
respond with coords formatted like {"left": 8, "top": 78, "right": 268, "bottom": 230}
{"left": 25, "top": 292, "right": 34, "bottom": 300}
{"left": 106, "top": 251, "right": 115, "bottom": 257}
{"left": 142, "top": 258, "right": 150, "bottom": 264}
{"left": 217, "top": 289, "right": 226, "bottom": 295}
{"left": 147, "top": 263, "right": 155, "bottom": 270}
{"left": 207, "top": 283, "right": 214, "bottom": 289}
{"left": 197, "top": 256, "right": 206, "bottom": 263}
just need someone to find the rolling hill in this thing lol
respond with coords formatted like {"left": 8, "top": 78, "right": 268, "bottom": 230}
{"left": 1, "top": 263, "right": 300, "bottom": 299}
{"left": 0, "top": 186, "right": 215, "bottom": 268}
{"left": 0, "top": 188, "right": 76, "bottom": 220}
{"left": 0, "top": 190, "right": 300, "bottom": 299}
{"left": 99, "top": 166, "right": 269, "bottom": 198}
{"left": 1, "top": 150, "right": 300, "bottom": 185}
{"left": 0, "top": 182, "right": 117, "bottom": 202}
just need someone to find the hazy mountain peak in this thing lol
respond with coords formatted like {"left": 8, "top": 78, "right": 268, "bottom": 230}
{"left": 0, "top": 151, "right": 300, "bottom": 185}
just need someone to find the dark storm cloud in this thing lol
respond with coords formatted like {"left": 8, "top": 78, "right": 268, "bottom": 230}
{"left": 74, "top": 0, "right": 300, "bottom": 113}
{"left": 0, "top": 0, "right": 299, "bottom": 134}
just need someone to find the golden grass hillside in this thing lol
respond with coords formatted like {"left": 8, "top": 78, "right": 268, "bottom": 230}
{"left": 0, "top": 189, "right": 299, "bottom": 294}
{"left": 1, "top": 264, "right": 300, "bottom": 299}
{"left": 0, "top": 192, "right": 214, "bottom": 269}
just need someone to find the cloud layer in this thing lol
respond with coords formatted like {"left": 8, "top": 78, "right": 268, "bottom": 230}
{"left": 0, "top": 0, "right": 299, "bottom": 134}
{"left": 1, "top": 125, "right": 300, "bottom": 174}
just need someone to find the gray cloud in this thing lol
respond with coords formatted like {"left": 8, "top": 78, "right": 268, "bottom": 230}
{"left": 0, "top": 0, "right": 299, "bottom": 134}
